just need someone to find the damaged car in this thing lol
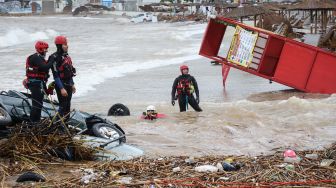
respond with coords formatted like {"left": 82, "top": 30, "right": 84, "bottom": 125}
{"left": 0, "top": 90, "right": 143, "bottom": 160}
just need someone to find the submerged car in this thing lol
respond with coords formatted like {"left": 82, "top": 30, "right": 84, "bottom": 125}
{"left": 0, "top": 90, "right": 143, "bottom": 160}
{"left": 131, "top": 12, "right": 153, "bottom": 23}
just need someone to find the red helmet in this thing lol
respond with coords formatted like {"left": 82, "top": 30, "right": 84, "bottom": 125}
{"left": 35, "top": 41, "right": 49, "bottom": 53}
{"left": 54, "top": 36, "right": 67, "bottom": 45}
{"left": 180, "top": 65, "right": 189, "bottom": 72}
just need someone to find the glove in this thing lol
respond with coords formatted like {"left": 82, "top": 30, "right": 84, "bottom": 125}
{"left": 22, "top": 78, "right": 28, "bottom": 89}
{"left": 46, "top": 81, "right": 55, "bottom": 95}
{"left": 171, "top": 100, "right": 175, "bottom": 106}
{"left": 196, "top": 97, "right": 200, "bottom": 104}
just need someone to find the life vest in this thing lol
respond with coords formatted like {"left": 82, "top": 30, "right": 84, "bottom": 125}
{"left": 141, "top": 113, "right": 166, "bottom": 120}
{"left": 58, "top": 55, "right": 76, "bottom": 80}
{"left": 25, "top": 54, "right": 49, "bottom": 81}
{"left": 176, "top": 77, "right": 195, "bottom": 96}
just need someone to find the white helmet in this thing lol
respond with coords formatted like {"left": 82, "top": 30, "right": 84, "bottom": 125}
{"left": 146, "top": 105, "right": 156, "bottom": 112}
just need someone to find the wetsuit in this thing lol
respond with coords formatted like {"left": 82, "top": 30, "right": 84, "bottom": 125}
{"left": 49, "top": 51, "right": 75, "bottom": 119}
{"left": 171, "top": 74, "right": 202, "bottom": 112}
{"left": 26, "top": 53, "right": 53, "bottom": 122}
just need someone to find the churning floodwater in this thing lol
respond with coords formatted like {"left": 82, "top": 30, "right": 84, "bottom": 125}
{"left": 0, "top": 15, "right": 335, "bottom": 157}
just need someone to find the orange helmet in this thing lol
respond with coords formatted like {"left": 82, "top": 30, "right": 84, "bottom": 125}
{"left": 54, "top": 36, "right": 67, "bottom": 45}
{"left": 35, "top": 41, "right": 49, "bottom": 53}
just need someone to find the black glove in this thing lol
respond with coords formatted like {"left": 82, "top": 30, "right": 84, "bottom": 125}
{"left": 171, "top": 100, "right": 175, "bottom": 106}
{"left": 196, "top": 97, "right": 200, "bottom": 104}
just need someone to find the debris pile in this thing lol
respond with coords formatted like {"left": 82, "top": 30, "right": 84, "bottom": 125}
{"left": 0, "top": 120, "right": 97, "bottom": 163}
{"left": 5, "top": 142, "right": 332, "bottom": 187}
{"left": 157, "top": 13, "right": 207, "bottom": 22}
{"left": 1, "top": 121, "right": 335, "bottom": 187}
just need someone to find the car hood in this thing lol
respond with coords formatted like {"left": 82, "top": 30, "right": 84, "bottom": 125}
{"left": 75, "top": 135, "right": 144, "bottom": 161}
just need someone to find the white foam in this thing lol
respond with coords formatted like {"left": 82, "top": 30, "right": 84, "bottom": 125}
{"left": 74, "top": 54, "right": 201, "bottom": 97}
{"left": 115, "top": 17, "right": 131, "bottom": 23}
{"left": 0, "top": 29, "right": 58, "bottom": 47}
{"left": 169, "top": 29, "right": 205, "bottom": 41}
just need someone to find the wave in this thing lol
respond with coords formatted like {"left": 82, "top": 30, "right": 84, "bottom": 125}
{"left": 74, "top": 54, "right": 201, "bottom": 97}
{"left": 0, "top": 29, "right": 58, "bottom": 47}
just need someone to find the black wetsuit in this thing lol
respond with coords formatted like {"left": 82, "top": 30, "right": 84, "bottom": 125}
{"left": 27, "top": 53, "right": 53, "bottom": 122}
{"left": 49, "top": 51, "right": 75, "bottom": 119}
{"left": 171, "top": 74, "right": 202, "bottom": 112}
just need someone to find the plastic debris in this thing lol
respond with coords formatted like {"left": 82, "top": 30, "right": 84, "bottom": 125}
{"left": 224, "top": 158, "right": 234, "bottom": 163}
{"left": 284, "top": 156, "right": 301, "bottom": 164}
{"left": 195, "top": 165, "right": 218, "bottom": 173}
{"left": 320, "top": 159, "right": 335, "bottom": 167}
{"left": 216, "top": 162, "right": 223, "bottom": 172}
{"left": 173, "top": 167, "right": 181, "bottom": 172}
{"left": 218, "top": 177, "right": 229, "bottom": 181}
{"left": 222, "top": 162, "right": 237, "bottom": 171}
{"left": 285, "top": 164, "right": 295, "bottom": 171}
{"left": 284, "top": 149, "right": 297, "bottom": 158}
{"left": 185, "top": 156, "right": 195, "bottom": 165}
{"left": 117, "top": 177, "right": 132, "bottom": 184}
{"left": 305, "top": 153, "right": 318, "bottom": 160}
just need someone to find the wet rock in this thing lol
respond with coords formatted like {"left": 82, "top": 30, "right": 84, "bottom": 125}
{"left": 195, "top": 165, "right": 218, "bottom": 173}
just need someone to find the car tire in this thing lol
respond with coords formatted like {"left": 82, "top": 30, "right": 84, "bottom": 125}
{"left": 16, "top": 171, "right": 46, "bottom": 182}
{"left": 107, "top": 103, "right": 130, "bottom": 116}
{"left": 52, "top": 147, "right": 74, "bottom": 161}
{"left": 92, "top": 123, "right": 126, "bottom": 143}
{"left": 0, "top": 107, "right": 12, "bottom": 128}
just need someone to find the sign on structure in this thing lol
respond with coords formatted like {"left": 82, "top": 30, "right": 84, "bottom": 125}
{"left": 227, "top": 26, "right": 258, "bottom": 67}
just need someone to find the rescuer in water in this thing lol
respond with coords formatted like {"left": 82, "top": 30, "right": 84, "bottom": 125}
{"left": 171, "top": 65, "right": 202, "bottom": 112}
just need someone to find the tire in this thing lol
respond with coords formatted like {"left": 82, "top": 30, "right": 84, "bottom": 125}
{"left": 0, "top": 107, "right": 12, "bottom": 127}
{"left": 107, "top": 103, "right": 130, "bottom": 116}
{"left": 92, "top": 123, "right": 126, "bottom": 143}
{"left": 52, "top": 147, "right": 74, "bottom": 161}
{"left": 16, "top": 171, "right": 46, "bottom": 182}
